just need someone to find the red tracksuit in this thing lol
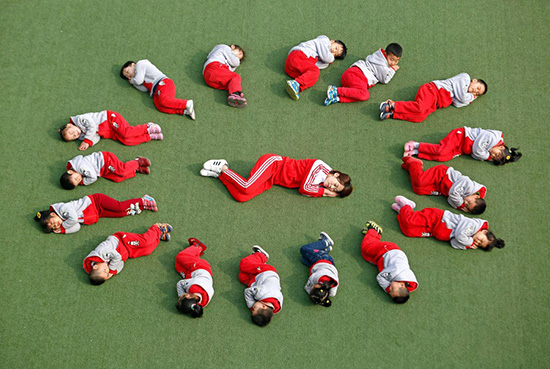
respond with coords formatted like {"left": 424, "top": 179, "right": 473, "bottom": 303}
{"left": 285, "top": 51, "right": 320, "bottom": 91}
{"left": 68, "top": 152, "right": 138, "bottom": 183}
{"left": 337, "top": 66, "right": 372, "bottom": 103}
{"left": 238, "top": 252, "right": 281, "bottom": 313}
{"left": 396, "top": 206, "right": 452, "bottom": 240}
{"left": 175, "top": 245, "right": 213, "bottom": 307}
{"left": 79, "top": 193, "right": 142, "bottom": 224}
{"left": 393, "top": 82, "right": 453, "bottom": 123}
{"left": 83, "top": 225, "right": 162, "bottom": 274}
{"left": 204, "top": 63, "right": 242, "bottom": 95}
{"left": 149, "top": 79, "right": 187, "bottom": 115}
{"left": 417, "top": 128, "right": 474, "bottom": 161}
{"left": 96, "top": 111, "right": 150, "bottom": 146}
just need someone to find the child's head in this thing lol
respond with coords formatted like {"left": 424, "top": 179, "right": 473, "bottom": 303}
{"left": 472, "top": 230, "right": 505, "bottom": 251}
{"left": 34, "top": 210, "right": 62, "bottom": 233}
{"left": 176, "top": 293, "right": 204, "bottom": 318}
{"left": 330, "top": 40, "right": 347, "bottom": 60}
{"left": 324, "top": 171, "right": 353, "bottom": 198}
{"left": 251, "top": 301, "right": 274, "bottom": 327}
{"left": 490, "top": 145, "right": 522, "bottom": 166}
{"left": 120, "top": 61, "right": 136, "bottom": 80}
{"left": 230, "top": 44, "right": 245, "bottom": 60}
{"left": 464, "top": 195, "right": 487, "bottom": 215}
{"left": 89, "top": 262, "right": 113, "bottom": 285}
{"left": 468, "top": 79, "right": 487, "bottom": 96}
{"left": 59, "top": 123, "right": 82, "bottom": 142}
{"left": 60, "top": 170, "right": 82, "bottom": 190}
{"left": 385, "top": 43, "right": 402, "bottom": 67}
{"left": 388, "top": 281, "right": 410, "bottom": 304}
{"left": 309, "top": 281, "right": 332, "bottom": 307}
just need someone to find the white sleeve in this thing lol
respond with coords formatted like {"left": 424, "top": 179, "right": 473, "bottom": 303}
{"left": 315, "top": 36, "right": 335, "bottom": 66}
{"left": 244, "top": 288, "right": 257, "bottom": 308}
{"left": 221, "top": 46, "right": 241, "bottom": 69}
{"left": 78, "top": 162, "right": 98, "bottom": 185}
{"left": 131, "top": 60, "right": 148, "bottom": 86}
{"left": 451, "top": 221, "right": 474, "bottom": 250}
{"left": 53, "top": 202, "right": 81, "bottom": 234}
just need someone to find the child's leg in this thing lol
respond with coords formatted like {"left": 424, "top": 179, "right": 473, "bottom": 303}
{"left": 117, "top": 225, "right": 162, "bottom": 258}
{"left": 393, "top": 83, "right": 438, "bottom": 122}
{"left": 337, "top": 67, "right": 370, "bottom": 103}
{"left": 218, "top": 154, "right": 283, "bottom": 202}
{"left": 204, "top": 63, "right": 243, "bottom": 95}
{"left": 238, "top": 253, "right": 277, "bottom": 286}
{"left": 397, "top": 206, "right": 444, "bottom": 238}
{"left": 101, "top": 111, "right": 151, "bottom": 145}
{"left": 403, "top": 160, "right": 448, "bottom": 195}
{"left": 153, "top": 79, "right": 188, "bottom": 115}
{"left": 417, "top": 128, "right": 466, "bottom": 161}
{"left": 101, "top": 152, "right": 138, "bottom": 182}
{"left": 91, "top": 193, "right": 142, "bottom": 218}
{"left": 300, "top": 240, "right": 334, "bottom": 267}
{"left": 284, "top": 51, "right": 320, "bottom": 91}
{"left": 361, "top": 230, "right": 401, "bottom": 270}
{"left": 175, "top": 245, "right": 212, "bottom": 276}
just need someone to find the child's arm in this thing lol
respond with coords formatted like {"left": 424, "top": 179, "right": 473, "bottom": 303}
{"left": 131, "top": 60, "right": 149, "bottom": 86}
{"left": 315, "top": 36, "right": 335, "bottom": 68}
{"left": 471, "top": 130, "right": 502, "bottom": 161}
{"left": 77, "top": 163, "right": 98, "bottom": 185}
{"left": 95, "top": 236, "right": 125, "bottom": 273}
{"left": 450, "top": 221, "right": 476, "bottom": 250}
{"left": 222, "top": 45, "right": 241, "bottom": 69}
{"left": 52, "top": 202, "right": 81, "bottom": 234}
{"left": 244, "top": 287, "right": 257, "bottom": 308}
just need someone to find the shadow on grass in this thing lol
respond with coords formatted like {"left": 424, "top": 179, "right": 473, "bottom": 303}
{"left": 264, "top": 47, "right": 289, "bottom": 77}
{"left": 217, "top": 252, "right": 252, "bottom": 324}
{"left": 51, "top": 159, "right": 66, "bottom": 188}
{"left": 282, "top": 242, "right": 311, "bottom": 306}
{"left": 65, "top": 234, "right": 108, "bottom": 284}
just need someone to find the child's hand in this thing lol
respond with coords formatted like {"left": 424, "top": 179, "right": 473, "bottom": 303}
{"left": 53, "top": 228, "right": 62, "bottom": 234}
{"left": 78, "top": 142, "right": 90, "bottom": 151}
{"left": 323, "top": 189, "right": 339, "bottom": 197}
{"left": 393, "top": 65, "right": 400, "bottom": 71}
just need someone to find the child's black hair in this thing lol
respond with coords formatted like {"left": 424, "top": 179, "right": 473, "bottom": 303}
{"left": 493, "top": 147, "right": 522, "bottom": 166}
{"left": 481, "top": 231, "right": 505, "bottom": 252}
{"left": 59, "top": 124, "right": 70, "bottom": 141}
{"left": 331, "top": 170, "right": 353, "bottom": 198}
{"left": 89, "top": 269, "right": 106, "bottom": 286}
{"left": 478, "top": 79, "right": 488, "bottom": 94}
{"left": 176, "top": 296, "right": 204, "bottom": 318}
{"left": 60, "top": 172, "right": 77, "bottom": 190}
{"left": 34, "top": 210, "right": 54, "bottom": 233}
{"left": 470, "top": 198, "right": 487, "bottom": 215}
{"left": 385, "top": 43, "right": 403, "bottom": 58}
{"left": 232, "top": 44, "right": 246, "bottom": 60}
{"left": 309, "top": 281, "right": 333, "bottom": 307}
{"left": 391, "top": 287, "right": 410, "bottom": 304}
{"left": 120, "top": 61, "right": 135, "bottom": 80}
{"left": 251, "top": 308, "right": 273, "bottom": 327}
{"left": 334, "top": 40, "right": 347, "bottom": 60}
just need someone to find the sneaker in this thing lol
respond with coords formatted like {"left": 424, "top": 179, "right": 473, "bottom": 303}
{"left": 286, "top": 80, "right": 300, "bottom": 100}
{"left": 136, "top": 166, "right": 150, "bottom": 175}
{"left": 404, "top": 140, "right": 417, "bottom": 153}
{"left": 127, "top": 202, "right": 142, "bottom": 215}
{"left": 147, "top": 122, "right": 162, "bottom": 134}
{"left": 202, "top": 159, "right": 228, "bottom": 174}
{"left": 318, "top": 232, "right": 334, "bottom": 250}
{"left": 324, "top": 85, "right": 339, "bottom": 106}
{"left": 391, "top": 203, "right": 401, "bottom": 212}
{"left": 362, "top": 221, "right": 383, "bottom": 235}
{"left": 252, "top": 245, "right": 269, "bottom": 259}
{"left": 403, "top": 151, "right": 415, "bottom": 158}
{"left": 379, "top": 99, "right": 394, "bottom": 112}
{"left": 380, "top": 111, "right": 393, "bottom": 120}
{"left": 200, "top": 168, "right": 219, "bottom": 178}
{"left": 184, "top": 100, "right": 196, "bottom": 120}
{"left": 156, "top": 223, "right": 173, "bottom": 242}
{"left": 142, "top": 194, "right": 158, "bottom": 212}
{"left": 150, "top": 133, "right": 164, "bottom": 140}
{"left": 188, "top": 237, "right": 207, "bottom": 253}
{"left": 395, "top": 195, "right": 416, "bottom": 209}
{"left": 136, "top": 157, "right": 151, "bottom": 167}
{"left": 227, "top": 93, "right": 247, "bottom": 108}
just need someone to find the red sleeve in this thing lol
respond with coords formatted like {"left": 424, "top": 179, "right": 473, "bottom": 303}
{"left": 83, "top": 139, "right": 94, "bottom": 146}
{"left": 83, "top": 256, "right": 104, "bottom": 273}
{"left": 261, "top": 297, "right": 281, "bottom": 314}
{"left": 189, "top": 285, "right": 209, "bottom": 307}
{"left": 66, "top": 163, "right": 72, "bottom": 171}
{"left": 478, "top": 187, "right": 487, "bottom": 199}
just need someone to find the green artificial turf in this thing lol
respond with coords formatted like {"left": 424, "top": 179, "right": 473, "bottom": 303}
{"left": 1, "top": 0, "right": 549, "bottom": 368}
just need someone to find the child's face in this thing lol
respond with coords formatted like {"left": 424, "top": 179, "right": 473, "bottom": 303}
{"left": 489, "top": 145, "right": 506, "bottom": 162}
{"left": 386, "top": 52, "right": 400, "bottom": 67}
{"left": 252, "top": 301, "right": 272, "bottom": 314}
{"left": 330, "top": 40, "right": 344, "bottom": 57}
{"left": 323, "top": 173, "right": 345, "bottom": 193}
{"left": 468, "top": 79, "right": 486, "bottom": 96}
{"left": 472, "top": 230, "right": 491, "bottom": 249}
{"left": 92, "top": 262, "right": 113, "bottom": 280}
{"left": 230, "top": 45, "right": 244, "bottom": 60}
{"left": 62, "top": 124, "right": 81, "bottom": 141}
{"left": 67, "top": 170, "right": 83, "bottom": 186}
{"left": 388, "top": 281, "right": 407, "bottom": 298}
{"left": 122, "top": 63, "right": 136, "bottom": 80}
{"left": 46, "top": 213, "right": 63, "bottom": 233}
{"left": 463, "top": 194, "right": 481, "bottom": 213}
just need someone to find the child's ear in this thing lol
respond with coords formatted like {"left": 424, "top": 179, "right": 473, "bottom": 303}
{"left": 92, "top": 264, "right": 99, "bottom": 270}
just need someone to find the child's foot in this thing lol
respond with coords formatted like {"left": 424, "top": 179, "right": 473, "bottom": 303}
{"left": 202, "top": 159, "right": 228, "bottom": 174}
{"left": 142, "top": 194, "right": 158, "bottom": 212}
{"left": 252, "top": 245, "right": 270, "bottom": 259}
{"left": 391, "top": 203, "right": 401, "bottom": 212}
{"left": 184, "top": 100, "right": 196, "bottom": 120}
{"left": 136, "top": 166, "right": 150, "bottom": 175}
{"left": 127, "top": 201, "right": 142, "bottom": 215}
{"left": 147, "top": 122, "right": 162, "bottom": 134}
{"left": 380, "top": 99, "right": 394, "bottom": 112}
{"left": 286, "top": 80, "right": 300, "bottom": 100}
{"left": 380, "top": 111, "right": 393, "bottom": 120}
{"left": 150, "top": 133, "right": 164, "bottom": 140}
{"left": 227, "top": 92, "right": 247, "bottom": 108}
{"left": 395, "top": 195, "right": 416, "bottom": 209}
{"left": 324, "top": 85, "right": 339, "bottom": 106}
{"left": 199, "top": 168, "right": 219, "bottom": 178}
{"left": 401, "top": 156, "right": 422, "bottom": 170}
{"left": 156, "top": 223, "right": 173, "bottom": 241}
{"left": 362, "top": 220, "right": 383, "bottom": 235}
{"left": 136, "top": 157, "right": 151, "bottom": 167}
{"left": 404, "top": 140, "right": 417, "bottom": 153}
{"left": 188, "top": 237, "right": 207, "bottom": 253}
{"left": 318, "top": 232, "right": 334, "bottom": 251}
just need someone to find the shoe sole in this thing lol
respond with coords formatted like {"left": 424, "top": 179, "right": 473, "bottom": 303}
{"left": 228, "top": 97, "right": 247, "bottom": 108}
{"left": 319, "top": 232, "right": 334, "bottom": 247}
{"left": 286, "top": 82, "right": 300, "bottom": 100}
{"left": 395, "top": 196, "right": 416, "bottom": 209}
{"left": 252, "top": 245, "right": 269, "bottom": 259}
{"left": 200, "top": 168, "right": 219, "bottom": 177}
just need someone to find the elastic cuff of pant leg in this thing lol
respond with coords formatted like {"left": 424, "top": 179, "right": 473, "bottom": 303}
{"left": 414, "top": 142, "right": 420, "bottom": 149}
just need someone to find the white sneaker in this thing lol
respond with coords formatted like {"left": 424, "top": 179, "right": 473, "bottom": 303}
{"left": 185, "top": 100, "right": 196, "bottom": 120}
{"left": 395, "top": 196, "right": 416, "bottom": 209}
{"left": 202, "top": 159, "right": 228, "bottom": 174}
{"left": 200, "top": 168, "right": 219, "bottom": 178}
{"left": 252, "top": 245, "right": 270, "bottom": 259}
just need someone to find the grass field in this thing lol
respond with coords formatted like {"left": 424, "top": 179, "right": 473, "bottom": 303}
{"left": 1, "top": 0, "right": 549, "bottom": 368}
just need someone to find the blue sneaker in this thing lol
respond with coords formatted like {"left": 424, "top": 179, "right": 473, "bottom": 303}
{"left": 324, "top": 85, "right": 339, "bottom": 106}
{"left": 318, "top": 232, "right": 334, "bottom": 250}
{"left": 380, "top": 110, "right": 393, "bottom": 120}
{"left": 156, "top": 223, "right": 173, "bottom": 242}
{"left": 286, "top": 80, "right": 300, "bottom": 100}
